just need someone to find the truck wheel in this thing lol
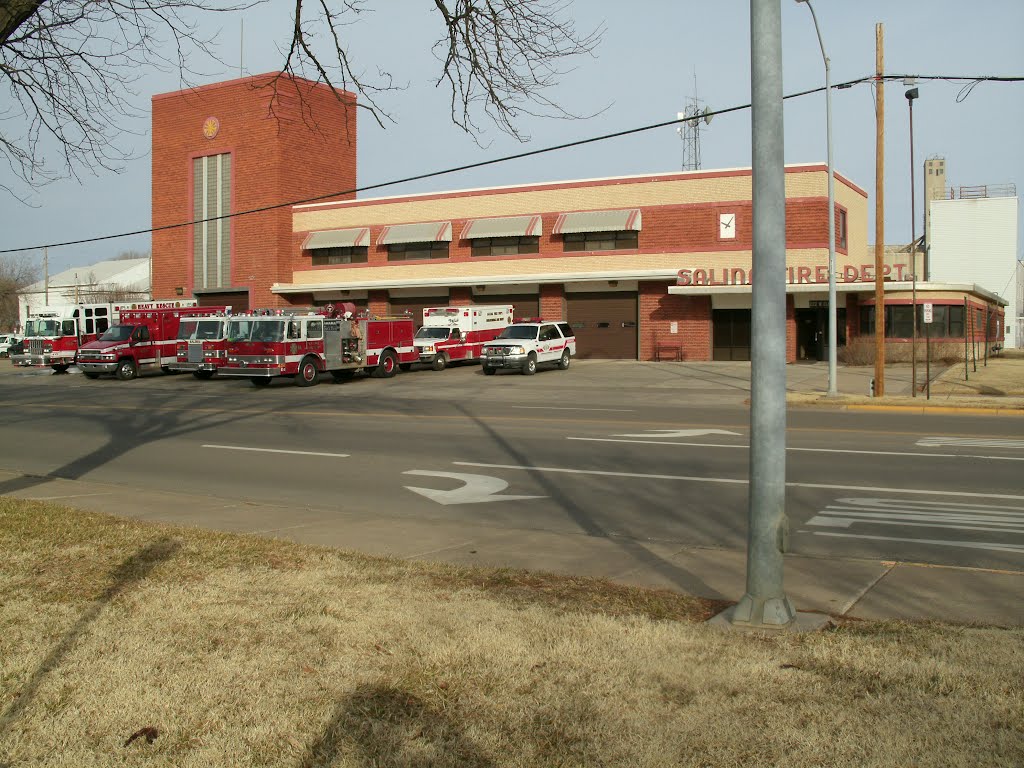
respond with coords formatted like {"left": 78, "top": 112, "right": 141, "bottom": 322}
{"left": 522, "top": 353, "right": 537, "bottom": 376}
{"left": 483, "top": 367, "right": 496, "bottom": 376}
{"left": 558, "top": 350, "right": 571, "bottom": 370}
{"left": 295, "top": 356, "right": 320, "bottom": 387}
{"left": 193, "top": 370, "right": 214, "bottom": 380}
{"left": 115, "top": 359, "right": 138, "bottom": 381}
{"left": 251, "top": 377, "right": 272, "bottom": 387}
{"left": 431, "top": 354, "right": 448, "bottom": 372}
{"left": 51, "top": 364, "right": 69, "bottom": 374}
{"left": 83, "top": 372, "right": 100, "bottom": 380}
{"left": 371, "top": 350, "right": 398, "bottom": 378}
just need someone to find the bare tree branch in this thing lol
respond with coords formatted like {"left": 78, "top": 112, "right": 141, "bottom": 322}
{"left": 0, "top": 252, "right": 39, "bottom": 329}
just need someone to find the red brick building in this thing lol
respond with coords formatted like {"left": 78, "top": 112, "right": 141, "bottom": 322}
{"left": 151, "top": 73, "right": 1004, "bottom": 361}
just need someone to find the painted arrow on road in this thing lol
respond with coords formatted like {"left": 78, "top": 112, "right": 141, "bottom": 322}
{"left": 403, "top": 470, "right": 546, "bottom": 506}
{"left": 611, "top": 429, "right": 742, "bottom": 439}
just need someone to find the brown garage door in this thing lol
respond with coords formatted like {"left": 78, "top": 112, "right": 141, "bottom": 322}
{"left": 196, "top": 291, "right": 249, "bottom": 312}
{"left": 476, "top": 294, "right": 539, "bottom": 322}
{"left": 566, "top": 292, "right": 638, "bottom": 359}
{"left": 389, "top": 295, "right": 450, "bottom": 329}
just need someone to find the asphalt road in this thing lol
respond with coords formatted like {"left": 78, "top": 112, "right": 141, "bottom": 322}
{"left": 1, "top": 361, "right": 1022, "bottom": 573}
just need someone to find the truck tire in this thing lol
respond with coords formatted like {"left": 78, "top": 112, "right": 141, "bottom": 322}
{"left": 483, "top": 367, "right": 496, "bottom": 376}
{"left": 193, "top": 370, "right": 214, "bottom": 380}
{"left": 251, "top": 377, "right": 272, "bottom": 387}
{"left": 371, "top": 350, "right": 398, "bottom": 379}
{"left": 295, "top": 356, "right": 319, "bottom": 387}
{"left": 51, "top": 364, "right": 69, "bottom": 374}
{"left": 522, "top": 353, "right": 537, "bottom": 376}
{"left": 431, "top": 353, "right": 448, "bottom": 372}
{"left": 115, "top": 358, "right": 138, "bottom": 381}
{"left": 558, "top": 350, "right": 571, "bottom": 370}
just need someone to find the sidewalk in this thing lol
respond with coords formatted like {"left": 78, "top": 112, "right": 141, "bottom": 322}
{"left": 2, "top": 469, "right": 1020, "bottom": 627}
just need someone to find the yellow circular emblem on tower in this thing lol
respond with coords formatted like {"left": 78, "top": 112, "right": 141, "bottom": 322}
{"left": 202, "top": 116, "right": 220, "bottom": 139}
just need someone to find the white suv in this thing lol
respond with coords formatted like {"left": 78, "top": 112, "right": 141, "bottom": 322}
{"left": 482, "top": 321, "right": 576, "bottom": 375}
{"left": 0, "top": 334, "right": 21, "bottom": 358}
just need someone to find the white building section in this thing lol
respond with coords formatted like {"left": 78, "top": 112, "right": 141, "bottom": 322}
{"left": 929, "top": 194, "right": 1020, "bottom": 347}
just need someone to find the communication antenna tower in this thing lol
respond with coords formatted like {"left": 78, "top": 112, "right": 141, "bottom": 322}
{"left": 677, "top": 85, "right": 713, "bottom": 171}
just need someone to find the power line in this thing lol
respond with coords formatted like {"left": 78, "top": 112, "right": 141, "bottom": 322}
{"left": 1, "top": 71, "right": 1020, "bottom": 255}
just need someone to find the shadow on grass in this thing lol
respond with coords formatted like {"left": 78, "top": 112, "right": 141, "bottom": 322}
{"left": 300, "top": 683, "right": 494, "bottom": 768}
{"left": 0, "top": 537, "right": 180, "bottom": 736}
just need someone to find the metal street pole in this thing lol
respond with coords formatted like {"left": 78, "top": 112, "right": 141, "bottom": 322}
{"left": 907, "top": 88, "right": 919, "bottom": 397}
{"left": 718, "top": 0, "right": 796, "bottom": 629}
{"left": 796, "top": 0, "right": 837, "bottom": 397}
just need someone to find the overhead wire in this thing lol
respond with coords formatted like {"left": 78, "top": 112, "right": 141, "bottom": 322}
{"left": 1, "top": 72, "right": 1019, "bottom": 255}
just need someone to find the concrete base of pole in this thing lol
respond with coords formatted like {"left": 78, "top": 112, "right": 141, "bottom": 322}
{"left": 708, "top": 602, "right": 832, "bottom": 633}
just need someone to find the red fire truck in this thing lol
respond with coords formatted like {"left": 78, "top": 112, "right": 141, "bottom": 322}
{"left": 21, "top": 302, "right": 119, "bottom": 372}
{"left": 218, "top": 304, "right": 418, "bottom": 386}
{"left": 169, "top": 310, "right": 234, "bottom": 379}
{"left": 76, "top": 304, "right": 225, "bottom": 381}
{"left": 413, "top": 305, "right": 513, "bottom": 371}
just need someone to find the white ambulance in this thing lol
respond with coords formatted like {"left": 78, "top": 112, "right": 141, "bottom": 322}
{"left": 413, "top": 305, "right": 514, "bottom": 371}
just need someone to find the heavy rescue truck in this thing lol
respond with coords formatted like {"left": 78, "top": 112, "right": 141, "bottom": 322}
{"left": 76, "top": 304, "right": 224, "bottom": 381}
{"left": 169, "top": 311, "right": 234, "bottom": 379}
{"left": 218, "top": 303, "right": 418, "bottom": 386}
{"left": 413, "top": 305, "right": 513, "bottom": 371}
{"left": 20, "top": 302, "right": 118, "bottom": 372}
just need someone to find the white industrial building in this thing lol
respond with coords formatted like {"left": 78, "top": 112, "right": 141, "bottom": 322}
{"left": 18, "top": 257, "right": 151, "bottom": 331}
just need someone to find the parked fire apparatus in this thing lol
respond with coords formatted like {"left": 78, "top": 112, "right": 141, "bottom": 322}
{"left": 76, "top": 303, "right": 224, "bottom": 381}
{"left": 218, "top": 303, "right": 418, "bottom": 386}
{"left": 20, "top": 302, "right": 119, "bottom": 371}
{"left": 169, "top": 310, "right": 234, "bottom": 379}
{"left": 413, "top": 305, "right": 513, "bottom": 371}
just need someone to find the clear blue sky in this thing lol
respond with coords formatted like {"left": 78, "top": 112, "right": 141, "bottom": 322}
{"left": 1, "top": 0, "right": 1021, "bottom": 276}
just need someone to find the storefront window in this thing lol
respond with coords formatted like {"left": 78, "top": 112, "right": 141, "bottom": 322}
{"left": 311, "top": 246, "right": 368, "bottom": 266}
{"left": 471, "top": 236, "right": 539, "bottom": 257}
{"left": 387, "top": 242, "right": 450, "bottom": 261}
{"left": 860, "top": 303, "right": 967, "bottom": 339}
{"left": 563, "top": 230, "right": 638, "bottom": 252}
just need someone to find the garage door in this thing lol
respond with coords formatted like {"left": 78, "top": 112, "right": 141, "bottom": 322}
{"left": 712, "top": 309, "right": 751, "bottom": 361}
{"left": 389, "top": 295, "right": 449, "bottom": 329}
{"left": 476, "top": 294, "right": 539, "bottom": 322}
{"left": 197, "top": 291, "right": 249, "bottom": 312}
{"left": 566, "top": 292, "right": 638, "bottom": 359}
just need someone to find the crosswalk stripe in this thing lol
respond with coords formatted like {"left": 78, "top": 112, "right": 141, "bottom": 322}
{"left": 812, "top": 531, "right": 1024, "bottom": 555}
{"left": 917, "top": 436, "right": 1024, "bottom": 449}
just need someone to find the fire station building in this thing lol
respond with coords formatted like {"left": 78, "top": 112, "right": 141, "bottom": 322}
{"left": 151, "top": 73, "right": 1005, "bottom": 361}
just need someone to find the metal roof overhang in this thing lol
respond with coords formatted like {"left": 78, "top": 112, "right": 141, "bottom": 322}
{"left": 461, "top": 215, "right": 542, "bottom": 240}
{"left": 668, "top": 281, "right": 1009, "bottom": 304}
{"left": 552, "top": 208, "right": 641, "bottom": 234}
{"left": 301, "top": 227, "right": 370, "bottom": 250}
{"left": 377, "top": 221, "right": 452, "bottom": 245}
{"left": 272, "top": 267, "right": 680, "bottom": 294}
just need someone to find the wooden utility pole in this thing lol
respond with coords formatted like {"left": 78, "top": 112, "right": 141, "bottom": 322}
{"left": 873, "top": 23, "right": 886, "bottom": 396}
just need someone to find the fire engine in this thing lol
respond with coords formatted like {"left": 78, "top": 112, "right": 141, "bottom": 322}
{"left": 413, "top": 305, "right": 513, "bottom": 371}
{"left": 76, "top": 303, "right": 222, "bottom": 381}
{"left": 21, "top": 302, "right": 120, "bottom": 372}
{"left": 218, "top": 303, "right": 419, "bottom": 386}
{"left": 169, "top": 309, "right": 234, "bottom": 379}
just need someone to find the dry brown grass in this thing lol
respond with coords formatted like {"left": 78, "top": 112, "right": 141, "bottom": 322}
{"left": 1, "top": 499, "right": 1022, "bottom": 767}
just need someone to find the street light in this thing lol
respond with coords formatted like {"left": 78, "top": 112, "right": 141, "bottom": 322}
{"left": 795, "top": 0, "right": 837, "bottom": 397}
{"left": 906, "top": 87, "right": 919, "bottom": 397}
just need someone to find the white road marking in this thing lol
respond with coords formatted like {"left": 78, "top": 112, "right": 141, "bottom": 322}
{"left": 611, "top": 428, "right": 741, "bottom": 438}
{"left": 812, "top": 531, "right": 1024, "bottom": 555}
{"left": 917, "top": 436, "right": 1024, "bottom": 449}
{"left": 403, "top": 470, "right": 546, "bottom": 506}
{"left": 566, "top": 437, "right": 1024, "bottom": 461}
{"left": 508, "top": 406, "right": 635, "bottom": 412}
{"left": 453, "top": 461, "right": 1024, "bottom": 500}
{"left": 202, "top": 444, "right": 349, "bottom": 458}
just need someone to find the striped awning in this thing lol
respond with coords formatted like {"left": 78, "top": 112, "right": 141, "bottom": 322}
{"left": 302, "top": 227, "right": 370, "bottom": 250}
{"left": 552, "top": 208, "right": 642, "bottom": 234}
{"left": 377, "top": 221, "right": 452, "bottom": 245}
{"left": 461, "top": 215, "right": 542, "bottom": 240}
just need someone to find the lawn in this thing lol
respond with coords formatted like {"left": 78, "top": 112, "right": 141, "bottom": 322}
{"left": 1, "top": 498, "right": 1021, "bottom": 767}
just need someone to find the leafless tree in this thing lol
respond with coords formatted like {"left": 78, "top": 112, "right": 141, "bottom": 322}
{"left": 115, "top": 249, "right": 151, "bottom": 261}
{"left": 0, "top": 253, "right": 38, "bottom": 329}
{"left": 0, "top": 0, "right": 602, "bottom": 199}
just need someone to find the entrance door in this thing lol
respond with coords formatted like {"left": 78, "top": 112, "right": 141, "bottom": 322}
{"left": 566, "top": 292, "right": 638, "bottom": 359}
{"left": 712, "top": 309, "right": 751, "bottom": 361}
{"left": 795, "top": 307, "right": 847, "bottom": 361}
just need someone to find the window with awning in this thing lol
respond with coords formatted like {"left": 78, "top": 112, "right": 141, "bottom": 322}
{"left": 377, "top": 221, "right": 452, "bottom": 245}
{"left": 461, "top": 215, "right": 542, "bottom": 240}
{"left": 552, "top": 208, "right": 642, "bottom": 234}
{"left": 302, "top": 227, "right": 370, "bottom": 250}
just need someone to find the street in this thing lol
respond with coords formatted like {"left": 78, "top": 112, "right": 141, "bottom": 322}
{"left": 1, "top": 360, "right": 1022, "bottom": 575}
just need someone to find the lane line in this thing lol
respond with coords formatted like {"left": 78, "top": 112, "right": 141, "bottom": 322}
{"left": 509, "top": 406, "right": 635, "bottom": 412}
{"left": 808, "top": 517, "right": 1024, "bottom": 535}
{"left": 202, "top": 444, "right": 349, "bottom": 458}
{"left": 453, "top": 461, "right": 1024, "bottom": 500}
{"left": 567, "top": 436, "right": 1024, "bottom": 461}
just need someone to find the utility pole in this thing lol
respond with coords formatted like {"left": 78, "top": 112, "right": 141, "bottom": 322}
{"left": 873, "top": 23, "right": 886, "bottom": 396}
{"left": 713, "top": 0, "right": 796, "bottom": 630}
{"left": 43, "top": 248, "right": 49, "bottom": 307}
